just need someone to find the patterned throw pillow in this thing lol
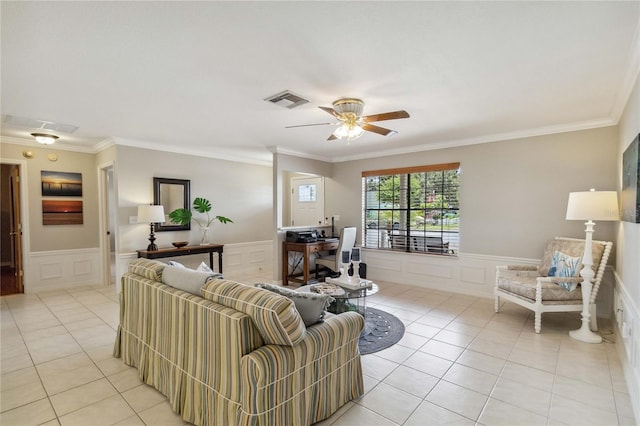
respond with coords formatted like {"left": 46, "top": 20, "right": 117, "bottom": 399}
{"left": 548, "top": 251, "right": 582, "bottom": 291}
{"left": 255, "top": 283, "right": 335, "bottom": 327}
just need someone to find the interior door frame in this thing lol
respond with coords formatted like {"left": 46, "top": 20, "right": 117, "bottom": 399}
{"left": 0, "top": 158, "right": 30, "bottom": 291}
{"left": 98, "top": 160, "right": 117, "bottom": 288}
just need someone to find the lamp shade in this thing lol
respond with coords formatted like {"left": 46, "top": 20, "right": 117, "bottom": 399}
{"left": 137, "top": 205, "right": 166, "bottom": 223}
{"left": 566, "top": 190, "right": 619, "bottom": 221}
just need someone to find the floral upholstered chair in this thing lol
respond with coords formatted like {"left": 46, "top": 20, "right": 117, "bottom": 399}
{"left": 495, "top": 237, "right": 613, "bottom": 334}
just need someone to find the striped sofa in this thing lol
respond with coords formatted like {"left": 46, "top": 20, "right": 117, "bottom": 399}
{"left": 113, "top": 259, "right": 364, "bottom": 426}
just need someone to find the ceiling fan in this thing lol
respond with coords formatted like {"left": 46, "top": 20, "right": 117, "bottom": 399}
{"left": 286, "top": 98, "right": 410, "bottom": 141}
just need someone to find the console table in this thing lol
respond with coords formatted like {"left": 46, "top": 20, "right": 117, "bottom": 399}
{"left": 282, "top": 239, "right": 339, "bottom": 286}
{"left": 137, "top": 243, "right": 224, "bottom": 273}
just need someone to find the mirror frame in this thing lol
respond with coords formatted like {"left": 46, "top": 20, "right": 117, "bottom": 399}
{"left": 153, "top": 177, "right": 191, "bottom": 232}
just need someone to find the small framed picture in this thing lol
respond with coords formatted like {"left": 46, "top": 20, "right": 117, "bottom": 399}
{"left": 351, "top": 247, "right": 361, "bottom": 262}
{"left": 341, "top": 250, "right": 351, "bottom": 264}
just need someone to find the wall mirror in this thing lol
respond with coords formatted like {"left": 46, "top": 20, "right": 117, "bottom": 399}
{"left": 153, "top": 177, "right": 190, "bottom": 231}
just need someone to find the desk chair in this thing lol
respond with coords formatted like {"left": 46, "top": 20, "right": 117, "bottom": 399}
{"left": 315, "top": 226, "right": 357, "bottom": 279}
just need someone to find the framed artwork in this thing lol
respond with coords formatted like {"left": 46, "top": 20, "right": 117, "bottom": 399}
{"left": 41, "top": 171, "right": 83, "bottom": 197}
{"left": 42, "top": 200, "right": 83, "bottom": 225}
{"left": 621, "top": 133, "right": 639, "bottom": 223}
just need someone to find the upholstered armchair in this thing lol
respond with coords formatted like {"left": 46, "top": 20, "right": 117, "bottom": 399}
{"left": 495, "top": 237, "right": 613, "bottom": 334}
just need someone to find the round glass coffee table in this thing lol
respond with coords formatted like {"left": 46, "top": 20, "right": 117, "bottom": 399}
{"left": 297, "top": 282, "right": 378, "bottom": 315}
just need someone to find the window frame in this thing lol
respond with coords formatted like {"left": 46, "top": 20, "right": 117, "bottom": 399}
{"left": 362, "top": 162, "right": 460, "bottom": 256}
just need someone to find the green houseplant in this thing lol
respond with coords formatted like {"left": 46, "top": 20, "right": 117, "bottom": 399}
{"left": 168, "top": 197, "right": 233, "bottom": 245}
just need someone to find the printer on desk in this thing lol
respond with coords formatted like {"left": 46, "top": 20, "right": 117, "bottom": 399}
{"left": 286, "top": 230, "right": 318, "bottom": 243}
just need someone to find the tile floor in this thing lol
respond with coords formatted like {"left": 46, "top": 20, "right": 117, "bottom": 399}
{"left": 1, "top": 269, "right": 636, "bottom": 426}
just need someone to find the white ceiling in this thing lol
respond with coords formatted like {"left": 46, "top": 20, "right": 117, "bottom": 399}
{"left": 2, "top": 1, "right": 639, "bottom": 165}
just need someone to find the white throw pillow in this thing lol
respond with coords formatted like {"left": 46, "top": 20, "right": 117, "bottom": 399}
{"left": 162, "top": 265, "right": 217, "bottom": 295}
{"left": 196, "top": 261, "right": 213, "bottom": 273}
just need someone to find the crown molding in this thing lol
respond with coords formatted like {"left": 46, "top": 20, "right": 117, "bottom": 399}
{"left": 112, "top": 137, "right": 272, "bottom": 167}
{"left": 268, "top": 146, "right": 332, "bottom": 163}
{"left": 331, "top": 117, "right": 617, "bottom": 163}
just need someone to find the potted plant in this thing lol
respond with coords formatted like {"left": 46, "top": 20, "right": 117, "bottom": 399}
{"left": 168, "top": 197, "right": 233, "bottom": 245}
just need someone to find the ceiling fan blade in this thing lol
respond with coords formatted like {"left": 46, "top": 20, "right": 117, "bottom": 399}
{"left": 285, "top": 122, "right": 333, "bottom": 129}
{"left": 361, "top": 123, "right": 397, "bottom": 137}
{"left": 327, "top": 133, "right": 338, "bottom": 141}
{"left": 319, "top": 106, "right": 343, "bottom": 119}
{"left": 362, "top": 110, "right": 410, "bottom": 122}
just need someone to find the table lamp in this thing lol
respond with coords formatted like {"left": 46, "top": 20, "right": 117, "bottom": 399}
{"left": 565, "top": 189, "right": 619, "bottom": 343}
{"left": 138, "top": 204, "right": 166, "bottom": 251}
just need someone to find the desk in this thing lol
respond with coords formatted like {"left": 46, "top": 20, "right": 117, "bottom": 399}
{"left": 282, "top": 240, "right": 339, "bottom": 286}
{"left": 137, "top": 244, "right": 224, "bottom": 272}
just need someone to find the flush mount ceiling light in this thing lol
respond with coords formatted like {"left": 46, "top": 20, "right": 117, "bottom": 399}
{"left": 31, "top": 132, "right": 59, "bottom": 145}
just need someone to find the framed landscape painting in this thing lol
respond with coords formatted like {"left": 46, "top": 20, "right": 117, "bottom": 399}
{"left": 41, "top": 171, "right": 83, "bottom": 197}
{"left": 42, "top": 200, "right": 83, "bottom": 225}
{"left": 621, "top": 133, "right": 640, "bottom": 223}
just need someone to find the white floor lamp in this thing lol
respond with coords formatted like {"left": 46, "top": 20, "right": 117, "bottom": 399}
{"left": 565, "top": 189, "right": 619, "bottom": 343}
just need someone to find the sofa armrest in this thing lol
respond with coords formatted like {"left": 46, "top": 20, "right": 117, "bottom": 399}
{"left": 240, "top": 312, "right": 364, "bottom": 424}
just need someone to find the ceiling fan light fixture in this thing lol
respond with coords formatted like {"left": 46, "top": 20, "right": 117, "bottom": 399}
{"left": 31, "top": 132, "right": 59, "bottom": 145}
{"left": 334, "top": 123, "right": 364, "bottom": 141}
{"left": 333, "top": 98, "right": 364, "bottom": 116}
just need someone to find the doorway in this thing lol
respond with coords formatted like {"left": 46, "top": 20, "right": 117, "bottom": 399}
{"left": 99, "top": 163, "right": 117, "bottom": 286}
{"left": 1, "top": 164, "right": 23, "bottom": 295}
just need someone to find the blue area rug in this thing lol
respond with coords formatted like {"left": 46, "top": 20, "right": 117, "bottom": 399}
{"left": 359, "top": 307, "right": 405, "bottom": 355}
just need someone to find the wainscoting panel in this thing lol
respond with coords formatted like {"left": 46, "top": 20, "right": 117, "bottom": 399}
{"left": 116, "top": 240, "right": 274, "bottom": 292}
{"left": 362, "top": 249, "right": 539, "bottom": 298}
{"left": 461, "top": 266, "right": 485, "bottom": 285}
{"left": 223, "top": 241, "right": 272, "bottom": 276}
{"left": 407, "top": 260, "right": 453, "bottom": 279}
{"left": 613, "top": 272, "right": 640, "bottom": 423}
{"left": 27, "top": 248, "right": 102, "bottom": 293}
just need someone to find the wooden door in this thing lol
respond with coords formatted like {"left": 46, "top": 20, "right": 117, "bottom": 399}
{"left": 1, "top": 164, "right": 23, "bottom": 295}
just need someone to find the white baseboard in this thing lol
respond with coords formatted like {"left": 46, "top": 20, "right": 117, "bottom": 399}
{"left": 613, "top": 271, "right": 640, "bottom": 424}
{"left": 26, "top": 248, "right": 102, "bottom": 293}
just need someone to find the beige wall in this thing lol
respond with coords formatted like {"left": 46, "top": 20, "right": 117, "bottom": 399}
{"left": 0, "top": 142, "right": 100, "bottom": 252}
{"left": 617, "top": 74, "right": 640, "bottom": 313}
{"left": 331, "top": 126, "right": 618, "bottom": 259}
{"left": 116, "top": 146, "right": 273, "bottom": 253}
{"left": 273, "top": 153, "right": 333, "bottom": 229}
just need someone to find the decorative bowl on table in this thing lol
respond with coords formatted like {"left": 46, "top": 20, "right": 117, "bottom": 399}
{"left": 172, "top": 241, "right": 189, "bottom": 248}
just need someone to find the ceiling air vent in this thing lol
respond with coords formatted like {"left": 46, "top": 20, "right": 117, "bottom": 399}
{"left": 3, "top": 115, "right": 79, "bottom": 133}
{"left": 264, "top": 90, "right": 309, "bottom": 109}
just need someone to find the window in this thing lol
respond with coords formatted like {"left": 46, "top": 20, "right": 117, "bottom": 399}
{"left": 298, "top": 184, "right": 317, "bottom": 202}
{"left": 362, "top": 162, "right": 460, "bottom": 255}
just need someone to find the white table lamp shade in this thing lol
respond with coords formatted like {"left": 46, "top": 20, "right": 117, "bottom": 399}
{"left": 137, "top": 205, "right": 165, "bottom": 223}
{"left": 566, "top": 190, "right": 619, "bottom": 221}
